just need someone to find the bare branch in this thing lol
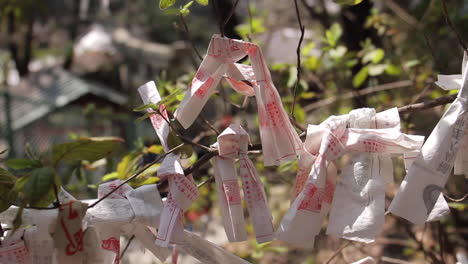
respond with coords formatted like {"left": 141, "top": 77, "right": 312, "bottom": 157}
{"left": 89, "top": 143, "right": 184, "bottom": 208}
{"left": 179, "top": 14, "right": 203, "bottom": 60}
{"left": 325, "top": 241, "right": 351, "bottom": 264}
{"left": 290, "top": 0, "right": 305, "bottom": 119}
{"left": 440, "top": 0, "right": 468, "bottom": 52}
{"left": 398, "top": 94, "right": 456, "bottom": 114}
{"left": 304, "top": 80, "right": 414, "bottom": 112}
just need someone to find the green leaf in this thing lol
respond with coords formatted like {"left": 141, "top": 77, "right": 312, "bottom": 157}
{"left": 287, "top": 66, "right": 297, "bottom": 88}
{"left": 159, "top": 0, "right": 176, "bottom": 9}
{"left": 147, "top": 145, "right": 164, "bottom": 154}
{"left": 325, "top": 23, "right": 342, "bottom": 47}
{"left": 101, "top": 172, "right": 119, "bottom": 182}
{"left": 448, "top": 202, "right": 467, "bottom": 211}
{"left": 133, "top": 103, "right": 159, "bottom": 112}
{"left": 136, "top": 112, "right": 155, "bottom": 123}
{"left": 52, "top": 137, "right": 123, "bottom": 165}
{"left": 403, "top": 59, "right": 420, "bottom": 69}
{"left": 5, "top": 158, "right": 41, "bottom": 170}
{"left": 303, "top": 56, "right": 321, "bottom": 71}
{"left": 196, "top": 0, "right": 208, "bottom": 6}
{"left": 329, "top": 45, "right": 347, "bottom": 60}
{"left": 363, "top": 48, "right": 385, "bottom": 64}
{"left": 353, "top": 66, "right": 369, "bottom": 87}
{"left": 117, "top": 153, "right": 142, "bottom": 179}
{"left": 0, "top": 168, "right": 17, "bottom": 212}
{"left": 385, "top": 64, "right": 401, "bottom": 76}
{"left": 14, "top": 167, "right": 60, "bottom": 207}
{"left": 333, "top": 0, "right": 363, "bottom": 5}
{"left": 368, "top": 64, "right": 388, "bottom": 76}
{"left": 184, "top": 1, "right": 194, "bottom": 9}
{"left": 167, "top": 132, "right": 192, "bottom": 158}
{"left": 301, "top": 42, "right": 315, "bottom": 56}
{"left": 12, "top": 206, "right": 23, "bottom": 232}
{"left": 0, "top": 167, "right": 16, "bottom": 183}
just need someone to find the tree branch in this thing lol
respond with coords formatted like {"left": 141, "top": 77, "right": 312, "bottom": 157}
{"left": 440, "top": 0, "right": 468, "bottom": 52}
{"left": 291, "top": 0, "right": 305, "bottom": 119}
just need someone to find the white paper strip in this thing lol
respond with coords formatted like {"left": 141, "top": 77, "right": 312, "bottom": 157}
{"left": 389, "top": 56, "right": 468, "bottom": 224}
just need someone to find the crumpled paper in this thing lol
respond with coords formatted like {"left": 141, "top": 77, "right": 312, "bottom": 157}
{"left": 174, "top": 35, "right": 302, "bottom": 166}
{"left": 156, "top": 154, "right": 199, "bottom": 247}
{"left": 389, "top": 54, "right": 468, "bottom": 224}
{"left": 326, "top": 108, "right": 417, "bottom": 243}
{"left": 276, "top": 110, "right": 424, "bottom": 248}
{"left": 211, "top": 124, "right": 274, "bottom": 243}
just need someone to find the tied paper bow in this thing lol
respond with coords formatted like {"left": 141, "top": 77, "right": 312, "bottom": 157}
{"left": 156, "top": 154, "right": 200, "bottom": 247}
{"left": 138, "top": 80, "right": 199, "bottom": 247}
{"left": 174, "top": 35, "right": 302, "bottom": 166}
{"left": 276, "top": 110, "right": 424, "bottom": 248}
{"left": 326, "top": 108, "right": 411, "bottom": 243}
{"left": 211, "top": 124, "right": 274, "bottom": 243}
{"left": 389, "top": 54, "right": 468, "bottom": 224}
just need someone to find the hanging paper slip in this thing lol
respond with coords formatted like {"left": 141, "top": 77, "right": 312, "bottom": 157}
{"left": 175, "top": 35, "right": 302, "bottom": 166}
{"left": 138, "top": 81, "right": 170, "bottom": 152}
{"left": 54, "top": 200, "right": 88, "bottom": 264}
{"left": 156, "top": 154, "right": 199, "bottom": 247}
{"left": 211, "top": 124, "right": 274, "bottom": 243}
{"left": 389, "top": 55, "right": 468, "bottom": 224}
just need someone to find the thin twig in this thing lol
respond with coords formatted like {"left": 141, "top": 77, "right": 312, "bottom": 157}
{"left": 221, "top": 0, "right": 240, "bottom": 38}
{"left": 440, "top": 0, "right": 468, "bottom": 52}
{"left": 304, "top": 80, "right": 414, "bottom": 112}
{"left": 398, "top": 94, "right": 456, "bottom": 114}
{"left": 89, "top": 144, "right": 183, "bottom": 208}
{"left": 120, "top": 235, "right": 135, "bottom": 259}
{"left": 197, "top": 175, "right": 214, "bottom": 188}
{"left": 199, "top": 114, "right": 220, "bottom": 135}
{"left": 179, "top": 14, "right": 203, "bottom": 60}
{"left": 290, "top": 0, "right": 305, "bottom": 118}
{"left": 325, "top": 241, "right": 351, "bottom": 264}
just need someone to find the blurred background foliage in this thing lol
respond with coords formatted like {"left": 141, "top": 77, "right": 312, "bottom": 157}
{"left": 0, "top": 0, "right": 467, "bottom": 263}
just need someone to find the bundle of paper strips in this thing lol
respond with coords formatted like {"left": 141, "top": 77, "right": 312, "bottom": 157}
{"left": 211, "top": 124, "right": 274, "bottom": 243}
{"left": 1, "top": 36, "right": 465, "bottom": 263}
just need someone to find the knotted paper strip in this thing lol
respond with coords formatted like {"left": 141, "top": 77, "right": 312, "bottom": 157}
{"left": 156, "top": 154, "right": 199, "bottom": 247}
{"left": 211, "top": 124, "right": 274, "bottom": 243}
{"left": 389, "top": 55, "right": 468, "bottom": 224}
{"left": 175, "top": 35, "right": 302, "bottom": 166}
{"left": 326, "top": 108, "right": 414, "bottom": 243}
{"left": 54, "top": 200, "right": 88, "bottom": 264}
{"left": 138, "top": 81, "right": 170, "bottom": 152}
{"left": 277, "top": 113, "right": 424, "bottom": 248}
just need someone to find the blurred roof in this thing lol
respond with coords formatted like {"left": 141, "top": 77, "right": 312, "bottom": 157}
{"left": 0, "top": 67, "right": 128, "bottom": 131}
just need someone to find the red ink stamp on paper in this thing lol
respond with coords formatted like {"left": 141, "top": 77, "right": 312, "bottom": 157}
{"left": 298, "top": 183, "right": 323, "bottom": 212}
{"left": 222, "top": 179, "right": 241, "bottom": 205}
{"left": 195, "top": 77, "right": 214, "bottom": 99}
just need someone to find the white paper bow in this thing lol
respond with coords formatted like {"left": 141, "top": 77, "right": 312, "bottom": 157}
{"left": 211, "top": 124, "right": 274, "bottom": 243}
{"left": 174, "top": 35, "right": 302, "bottom": 166}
